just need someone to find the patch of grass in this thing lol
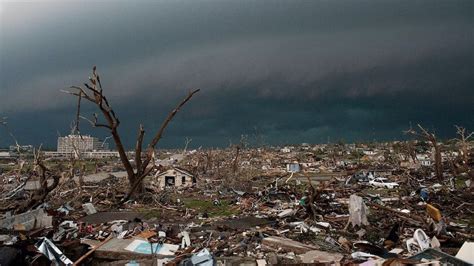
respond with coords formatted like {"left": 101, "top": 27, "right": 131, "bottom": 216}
{"left": 183, "top": 199, "right": 238, "bottom": 217}
{"left": 0, "top": 164, "right": 15, "bottom": 172}
{"left": 137, "top": 208, "right": 161, "bottom": 219}
{"left": 364, "top": 227, "right": 383, "bottom": 244}
{"left": 455, "top": 176, "right": 469, "bottom": 188}
{"left": 469, "top": 216, "right": 474, "bottom": 228}
{"left": 82, "top": 161, "right": 98, "bottom": 174}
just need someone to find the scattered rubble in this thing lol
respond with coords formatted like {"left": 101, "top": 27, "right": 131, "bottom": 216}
{"left": 0, "top": 140, "right": 472, "bottom": 265}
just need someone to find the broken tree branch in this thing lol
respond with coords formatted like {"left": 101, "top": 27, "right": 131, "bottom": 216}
{"left": 135, "top": 124, "right": 145, "bottom": 174}
{"left": 141, "top": 89, "right": 201, "bottom": 171}
{"left": 65, "top": 67, "right": 199, "bottom": 203}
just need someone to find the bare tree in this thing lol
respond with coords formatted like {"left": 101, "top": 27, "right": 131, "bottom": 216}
{"left": 232, "top": 145, "right": 241, "bottom": 175}
{"left": 183, "top": 137, "right": 192, "bottom": 154}
{"left": 16, "top": 147, "right": 60, "bottom": 213}
{"left": 0, "top": 117, "right": 32, "bottom": 200}
{"left": 205, "top": 150, "right": 212, "bottom": 174}
{"left": 63, "top": 66, "right": 199, "bottom": 202}
{"left": 0, "top": 117, "right": 27, "bottom": 180}
{"left": 405, "top": 124, "right": 443, "bottom": 180}
{"left": 454, "top": 125, "right": 473, "bottom": 167}
{"left": 1, "top": 118, "right": 81, "bottom": 212}
{"left": 451, "top": 126, "right": 474, "bottom": 189}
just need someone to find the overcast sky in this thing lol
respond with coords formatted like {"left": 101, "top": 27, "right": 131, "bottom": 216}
{"left": 1, "top": 0, "right": 473, "bottom": 148}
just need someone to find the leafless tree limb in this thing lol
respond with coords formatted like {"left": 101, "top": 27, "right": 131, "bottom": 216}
{"left": 124, "top": 89, "right": 200, "bottom": 202}
{"left": 135, "top": 124, "right": 145, "bottom": 172}
{"left": 140, "top": 89, "right": 200, "bottom": 171}
{"left": 16, "top": 146, "right": 60, "bottom": 213}
{"left": 183, "top": 137, "right": 192, "bottom": 154}
{"left": 405, "top": 124, "right": 443, "bottom": 180}
{"left": 64, "top": 67, "right": 199, "bottom": 203}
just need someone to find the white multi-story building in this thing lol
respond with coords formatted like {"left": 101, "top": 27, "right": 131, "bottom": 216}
{"left": 57, "top": 135, "right": 108, "bottom": 153}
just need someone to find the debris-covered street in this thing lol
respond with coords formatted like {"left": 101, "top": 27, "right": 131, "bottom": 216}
{"left": 1, "top": 139, "right": 473, "bottom": 265}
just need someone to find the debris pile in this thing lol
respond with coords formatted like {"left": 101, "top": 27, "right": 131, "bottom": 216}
{"left": 0, "top": 140, "right": 473, "bottom": 265}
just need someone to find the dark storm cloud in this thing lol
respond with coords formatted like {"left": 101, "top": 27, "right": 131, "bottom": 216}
{"left": 1, "top": 0, "right": 473, "bottom": 147}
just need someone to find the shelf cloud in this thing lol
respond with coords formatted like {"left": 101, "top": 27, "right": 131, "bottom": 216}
{"left": 1, "top": 0, "right": 473, "bottom": 147}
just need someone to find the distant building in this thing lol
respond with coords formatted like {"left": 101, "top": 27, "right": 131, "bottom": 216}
{"left": 301, "top": 143, "right": 311, "bottom": 150}
{"left": 44, "top": 150, "right": 129, "bottom": 159}
{"left": 286, "top": 163, "right": 301, "bottom": 173}
{"left": 0, "top": 151, "right": 11, "bottom": 158}
{"left": 57, "top": 134, "right": 108, "bottom": 153}
{"left": 363, "top": 150, "right": 377, "bottom": 156}
{"left": 155, "top": 167, "right": 195, "bottom": 189}
{"left": 9, "top": 145, "right": 33, "bottom": 154}
{"left": 420, "top": 159, "right": 432, "bottom": 167}
{"left": 416, "top": 153, "right": 432, "bottom": 167}
{"left": 8, "top": 145, "right": 33, "bottom": 156}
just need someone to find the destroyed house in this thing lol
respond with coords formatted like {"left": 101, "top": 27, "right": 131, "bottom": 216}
{"left": 155, "top": 167, "right": 195, "bottom": 188}
{"left": 286, "top": 163, "right": 301, "bottom": 173}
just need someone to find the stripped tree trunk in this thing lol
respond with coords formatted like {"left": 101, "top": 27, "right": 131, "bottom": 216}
{"left": 63, "top": 67, "right": 199, "bottom": 203}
